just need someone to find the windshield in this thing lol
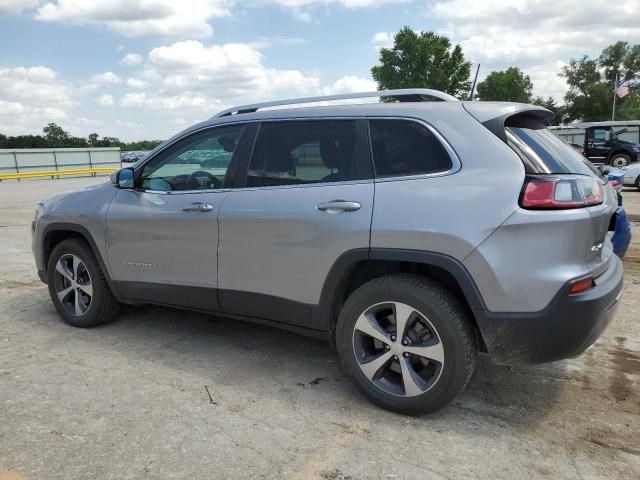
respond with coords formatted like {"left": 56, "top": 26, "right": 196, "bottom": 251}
{"left": 507, "top": 127, "right": 602, "bottom": 177}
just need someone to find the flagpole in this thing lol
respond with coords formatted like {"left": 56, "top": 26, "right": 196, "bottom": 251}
{"left": 612, "top": 73, "right": 617, "bottom": 121}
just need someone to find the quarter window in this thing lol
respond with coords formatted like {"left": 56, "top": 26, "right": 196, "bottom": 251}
{"left": 247, "top": 120, "right": 363, "bottom": 187}
{"left": 140, "top": 124, "right": 245, "bottom": 191}
{"left": 369, "top": 119, "right": 453, "bottom": 178}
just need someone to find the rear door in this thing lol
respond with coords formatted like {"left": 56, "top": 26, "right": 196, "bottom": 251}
{"left": 217, "top": 119, "right": 374, "bottom": 329}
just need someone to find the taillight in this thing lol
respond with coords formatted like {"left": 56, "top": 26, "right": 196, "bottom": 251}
{"left": 520, "top": 175, "right": 604, "bottom": 210}
{"left": 609, "top": 179, "right": 623, "bottom": 193}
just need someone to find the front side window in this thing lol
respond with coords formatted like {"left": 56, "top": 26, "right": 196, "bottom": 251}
{"left": 247, "top": 120, "right": 362, "bottom": 187}
{"left": 369, "top": 119, "right": 453, "bottom": 178}
{"left": 141, "top": 124, "right": 245, "bottom": 191}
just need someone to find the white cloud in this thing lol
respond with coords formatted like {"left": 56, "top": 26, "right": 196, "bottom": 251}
{"left": 95, "top": 93, "right": 114, "bottom": 107}
{"left": 322, "top": 75, "right": 377, "bottom": 94}
{"left": 0, "top": 0, "right": 37, "bottom": 15}
{"left": 141, "top": 40, "right": 321, "bottom": 103}
{"left": 0, "top": 99, "right": 24, "bottom": 114}
{"left": 431, "top": 0, "right": 640, "bottom": 100}
{"left": 120, "top": 53, "right": 143, "bottom": 66}
{"left": 32, "top": 0, "right": 406, "bottom": 37}
{"left": 36, "top": 0, "right": 234, "bottom": 38}
{"left": 89, "top": 71, "right": 122, "bottom": 86}
{"left": 273, "top": 0, "right": 405, "bottom": 8}
{"left": 0, "top": 65, "right": 75, "bottom": 135}
{"left": 371, "top": 31, "right": 394, "bottom": 50}
{"left": 126, "top": 78, "right": 147, "bottom": 89}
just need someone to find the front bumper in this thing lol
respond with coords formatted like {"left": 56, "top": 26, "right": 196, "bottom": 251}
{"left": 475, "top": 255, "right": 623, "bottom": 365}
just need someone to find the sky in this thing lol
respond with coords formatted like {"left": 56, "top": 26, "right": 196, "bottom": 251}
{"left": 1, "top": 0, "right": 639, "bottom": 141}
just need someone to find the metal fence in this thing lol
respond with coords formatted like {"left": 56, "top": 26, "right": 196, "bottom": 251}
{"left": 0, "top": 147, "right": 121, "bottom": 176}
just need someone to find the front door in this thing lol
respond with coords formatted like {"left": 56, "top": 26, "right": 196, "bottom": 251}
{"left": 585, "top": 127, "right": 612, "bottom": 162}
{"left": 217, "top": 119, "right": 374, "bottom": 329}
{"left": 106, "top": 123, "right": 251, "bottom": 310}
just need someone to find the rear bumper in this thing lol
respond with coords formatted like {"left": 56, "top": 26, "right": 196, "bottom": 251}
{"left": 475, "top": 255, "right": 624, "bottom": 365}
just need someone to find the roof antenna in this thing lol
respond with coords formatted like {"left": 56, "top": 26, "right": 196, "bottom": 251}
{"left": 468, "top": 64, "right": 480, "bottom": 101}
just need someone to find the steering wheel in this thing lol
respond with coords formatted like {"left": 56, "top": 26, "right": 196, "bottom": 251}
{"left": 186, "top": 170, "right": 221, "bottom": 190}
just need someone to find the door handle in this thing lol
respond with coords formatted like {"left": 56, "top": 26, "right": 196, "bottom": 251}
{"left": 182, "top": 202, "right": 214, "bottom": 212}
{"left": 316, "top": 200, "right": 361, "bottom": 214}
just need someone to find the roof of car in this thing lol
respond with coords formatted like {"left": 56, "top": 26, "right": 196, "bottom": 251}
{"left": 142, "top": 91, "right": 552, "bottom": 160}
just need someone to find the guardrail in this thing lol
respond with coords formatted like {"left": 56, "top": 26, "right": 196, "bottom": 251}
{"left": 0, "top": 167, "right": 116, "bottom": 181}
{"left": 0, "top": 147, "right": 121, "bottom": 181}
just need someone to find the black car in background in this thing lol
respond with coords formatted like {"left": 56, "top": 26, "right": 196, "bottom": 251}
{"left": 552, "top": 121, "right": 640, "bottom": 168}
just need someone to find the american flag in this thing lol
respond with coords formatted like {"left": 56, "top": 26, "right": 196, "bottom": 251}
{"left": 616, "top": 75, "right": 629, "bottom": 98}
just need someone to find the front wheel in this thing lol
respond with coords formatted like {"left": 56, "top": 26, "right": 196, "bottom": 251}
{"left": 610, "top": 154, "right": 631, "bottom": 168}
{"left": 335, "top": 274, "right": 476, "bottom": 415}
{"left": 47, "top": 238, "right": 119, "bottom": 328}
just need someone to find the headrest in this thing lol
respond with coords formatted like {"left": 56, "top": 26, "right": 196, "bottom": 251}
{"left": 319, "top": 136, "right": 341, "bottom": 169}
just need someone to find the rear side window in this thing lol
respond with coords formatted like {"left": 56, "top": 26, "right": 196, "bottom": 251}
{"left": 507, "top": 127, "right": 601, "bottom": 176}
{"left": 369, "top": 119, "right": 453, "bottom": 178}
{"left": 247, "top": 120, "right": 367, "bottom": 187}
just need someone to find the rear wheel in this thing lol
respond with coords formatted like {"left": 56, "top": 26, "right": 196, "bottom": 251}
{"left": 47, "top": 239, "right": 119, "bottom": 328}
{"left": 610, "top": 153, "right": 631, "bottom": 168}
{"left": 335, "top": 274, "right": 476, "bottom": 415}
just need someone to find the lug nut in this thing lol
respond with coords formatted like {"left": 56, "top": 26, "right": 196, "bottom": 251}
{"left": 385, "top": 345, "right": 390, "bottom": 351}
{"left": 393, "top": 355, "right": 398, "bottom": 360}
{"left": 403, "top": 352, "right": 410, "bottom": 358}
{"left": 402, "top": 339, "right": 408, "bottom": 346}
{"left": 390, "top": 335, "right": 396, "bottom": 341}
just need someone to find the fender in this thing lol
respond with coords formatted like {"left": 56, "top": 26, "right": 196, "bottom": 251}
{"left": 40, "top": 222, "right": 120, "bottom": 296}
{"left": 310, "top": 248, "right": 487, "bottom": 331}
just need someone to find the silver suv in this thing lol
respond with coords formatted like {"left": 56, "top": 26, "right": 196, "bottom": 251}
{"left": 32, "top": 89, "right": 624, "bottom": 414}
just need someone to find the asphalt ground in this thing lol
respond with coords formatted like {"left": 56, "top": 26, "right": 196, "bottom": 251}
{"left": 1, "top": 177, "right": 638, "bottom": 480}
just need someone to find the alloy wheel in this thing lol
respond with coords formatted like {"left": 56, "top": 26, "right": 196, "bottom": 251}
{"left": 53, "top": 254, "right": 93, "bottom": 316}
{"left": 352, "top": 301, "right": 445, "bottom": 397}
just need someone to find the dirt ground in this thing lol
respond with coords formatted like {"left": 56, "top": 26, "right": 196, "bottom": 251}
{"left": 1, "top": 177, "right": 639, "bottom": 480}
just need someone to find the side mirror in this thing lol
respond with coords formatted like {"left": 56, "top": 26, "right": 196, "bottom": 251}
{"left": 111, "top": 168, "right": 135, "bottom": 189}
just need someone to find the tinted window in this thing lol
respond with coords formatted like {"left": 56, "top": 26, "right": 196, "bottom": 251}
{"left": 141, "top": 124, "right": 244, "bottom": 191}
{"left": 247, "top": 120, "right": 363, "bottom": 187}
{"left": 507, "top": 127, "right": 601, "bottom": 176}
{"left": 369, "top": 119, "right": 452, "bottom": 178}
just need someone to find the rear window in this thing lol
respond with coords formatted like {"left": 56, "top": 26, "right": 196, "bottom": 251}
{"left": 369, "top": 119, "right": 453, "bottom": 178}
{"left": 507, "top": 127, "right": 601, "bottom": 177}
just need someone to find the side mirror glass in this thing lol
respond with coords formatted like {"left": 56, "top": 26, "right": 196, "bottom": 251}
{"left": 111, "top": 168, "right": 135, "bottom": 189}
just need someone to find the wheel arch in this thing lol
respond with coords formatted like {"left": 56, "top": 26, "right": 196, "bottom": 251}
{"left": 42, "top": 223, "right": 118, "bottom": 295}
{"left": 313, "top": 248, "right": 488, "bottom": 350}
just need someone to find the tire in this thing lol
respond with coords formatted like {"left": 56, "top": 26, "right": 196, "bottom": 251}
{"left": 335, "top": 274, "right": 476, "bottom": 415}
{"left": 47, "top": 238, "right": 119, "bottom": 328}
{"left": 610, "top": 153, "right": 631, "bottom": 168}
{"left": 635, "top": 175, "right": 640, "bottom": 191}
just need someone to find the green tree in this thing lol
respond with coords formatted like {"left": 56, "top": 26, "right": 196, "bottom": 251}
{"left": 562, "top": 42, "right": 640, "bottom": 122}
{"left": 531, "top": 96, "right": 567, "bottom": 125}
{"left": 371, "top": 27, "right": 471, "bottom": 98}
{"left": 88, "top": 133, "right": 99, "bottom": 146}
{"left": 476, "top": 67, "right": 533, "bottom": 103}
{"left": 43, "top": 122, "right": 69, "bottom": 146}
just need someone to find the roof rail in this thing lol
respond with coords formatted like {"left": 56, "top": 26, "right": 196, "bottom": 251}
{"left": 213, "top": 88, "right": 458, "bottom": 118}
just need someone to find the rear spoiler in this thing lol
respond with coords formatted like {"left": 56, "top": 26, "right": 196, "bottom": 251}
{"left": 462, "top": 102, "right": 554, "bottom": 143}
